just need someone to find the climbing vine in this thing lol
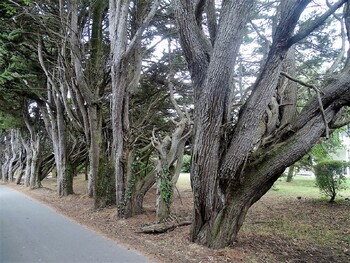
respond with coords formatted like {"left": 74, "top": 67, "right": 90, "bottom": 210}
{"left": 159, "top": 166, "right": 173, "bottom": 209}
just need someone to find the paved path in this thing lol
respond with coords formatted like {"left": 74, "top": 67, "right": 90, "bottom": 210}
{"left": 0, "top": 185, "right": 153, "bottom": 263}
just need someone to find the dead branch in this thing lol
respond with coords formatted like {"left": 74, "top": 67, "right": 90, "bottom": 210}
{"left": 280, "top": 71, "right": 329, "bottom": 138}
{"left": 138, "top": 220, "right": 192, "bottom": 234}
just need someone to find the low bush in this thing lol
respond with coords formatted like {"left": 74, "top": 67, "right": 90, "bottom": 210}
{"left": 314, "top": 160, "right": 349, "bottom": 202}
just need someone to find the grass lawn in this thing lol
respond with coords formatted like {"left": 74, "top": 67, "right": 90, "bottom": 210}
{"left": 271, "top": 175, "right": 350, "bottom": 200}
{"left": 238, "top": 175, "right": 350, "bottom": 262}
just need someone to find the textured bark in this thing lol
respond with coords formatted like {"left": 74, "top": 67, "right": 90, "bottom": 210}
{"left": 8, "top": 129, "right": 20, "bottom": 182}
{"left": 38, "top": 37, "right": 74, "bottom": 196}
{"left": 1, "top": 137, "right": 11, "bottom": 182}
{"left": 29, "top": 135, "right": 42, "bottom": 190}
{"left": 124, "top": 168, "right": 156, "bottom": 217}
{"left": 140, "top": 219, "right": 192, "bottom": 234}
{"left": 15, "top": 149, "right": 26, "bottom": 184}
{"left": 109, "top": 0, "right": 160, "bottom": 217}
{"left": 174, "top": 0, "right": 349, "bottom": 248}
{"left": 56, "top": 93, "right": 73, "bottom": 196}
{"left": 152, "top": 117, "right": 192, "bottom": 222}
{"left": 21, "top": 139, "right": 32, "bottom": 187}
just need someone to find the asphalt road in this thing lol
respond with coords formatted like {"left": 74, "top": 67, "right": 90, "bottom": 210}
{"left": 0, "top": 185, "right": 153, "bottom": 263}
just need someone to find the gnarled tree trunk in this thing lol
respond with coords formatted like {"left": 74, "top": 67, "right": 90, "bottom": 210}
{"left": 174, "top": 0, "right": 349, "bottom": 248}
{"left": 109, "top": 0, "right": 160, "bottom": 217}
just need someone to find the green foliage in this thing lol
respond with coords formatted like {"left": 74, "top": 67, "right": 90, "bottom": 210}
{"left": 314, "top": 160, "right": 349, "bottom": 202}
{"left": 159, "top": 167, "right": 173, "bottom": 209}
{"left": 1, "top": 2, "right": 16, "bottom": 15}
{"left": 131, "top": 153, "right": 155, "bottom": 179}
{"left": 0, "top": 26, "right": 43, "bottom": 119}
{"left": 181, "top": 154, "right": 191, "bottom": 173}
{"left": 0, "top": 112, "right": 22, "bottom": 130}
{"left": 296, "top": 131, "right": 344, "bottom": 171}
{"left": 1, "top": 1, "right": 31, "bottom": 17}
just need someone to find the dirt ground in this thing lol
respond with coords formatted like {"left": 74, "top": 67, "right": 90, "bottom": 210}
{"left": 4, "top": 175, "right": 350, "bottom": 263}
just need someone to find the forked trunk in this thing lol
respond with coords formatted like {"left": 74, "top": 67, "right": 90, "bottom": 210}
{"left": 193, "top": 170, "right": 278, "bottom": 248}
{"left": 123, "top": 171, "right": 156, "bottom": 217}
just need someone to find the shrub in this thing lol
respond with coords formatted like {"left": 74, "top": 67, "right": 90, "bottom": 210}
{"left": 314, "top": 160, "right": 349, "bottom": 202}
{"left": 181, "top": 154, "right": 191, "bottom": 173}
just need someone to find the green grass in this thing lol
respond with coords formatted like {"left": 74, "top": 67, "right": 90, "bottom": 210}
{"left": 270, "top": 175, "right": 350, "bottom": 199}
{"left": 176, "top": 173, "right": 350, "bottom": 200}
{"left": 241, "top": 175, "right": 350, "bottom": 261}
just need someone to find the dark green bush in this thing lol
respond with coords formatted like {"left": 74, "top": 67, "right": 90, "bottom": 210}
{"left": 181, "top": 154, "right": 191, "bottom": 173}
{"left": 314, "top": 160, "right": 349, "bottom": 202}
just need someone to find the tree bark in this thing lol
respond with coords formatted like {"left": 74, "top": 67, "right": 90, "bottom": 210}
{"left": 286, "top": 164, "right": 295, "bottom": 183}
{"left": 109, "top": 0, "right": 160, "bottom": 217}
{"left": 1, "top": 138, "right": 11, "bottom": 182}
{"left": 15, "top": 148, "right": 25, "bottom": 184}
{"left": 8, "top": 129, "right": 20, "bottom": 182}
{"left": 21, "top": 138, "right": 32, "bottom": 187}
{"left": 29, "top": 134, "right": 42, "bottom": 189}
{"left": 174, "top": 0, "right": 349, "bottom": 248}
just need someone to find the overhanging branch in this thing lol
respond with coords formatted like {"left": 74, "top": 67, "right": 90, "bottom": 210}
{"left": 280, "top": 72, "right": 329, "bottom": 138}
{"left": 288, "top": 0, "right": 347, "bottom": 47}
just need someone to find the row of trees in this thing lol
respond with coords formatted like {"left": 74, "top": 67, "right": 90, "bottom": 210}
{"left": 1, "top": 0, "right": 350, "bottom": 248}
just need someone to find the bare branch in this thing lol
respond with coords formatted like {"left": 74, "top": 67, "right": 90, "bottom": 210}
{"left": 280, "top": 72, "right": 329, "bottom": 138}
{"left": 288, "top": 0, "right": 347, "bottom": 47}
{"left": 325, "top": 5, "right": 347, "bottom": 76}
{"left": 168, "top": 37, "right": 185, "bottom": 119}
{"left": 125, "top": 0, "right": 160, "bottom": 58}
{"left": 280, "top": 72, "right": 323, "bottom": 94}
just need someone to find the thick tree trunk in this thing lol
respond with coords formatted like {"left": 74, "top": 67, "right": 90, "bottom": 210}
{"left": 8, "top": 129, "right": 20, "bottom": 182}
{"left": 124, "top": 172, "right": 156, "bottom": 217}
{"left": 192, "top": 106, "right": 346, "bottom": 247}
{"left": 29, "top": 135, "right": 42, "bottom": 189}
{"left": 22, "top": 141, "right": 32, "bottom": 187}
{"left": 155, "top": 165, "right": 174, "bottom": 223}
{"left": 1, "top": 139, "right": 11, "bottom": 182}
{"left": 109, "top": 0, "right": 160, "bottom": 218}
{"left": 109, "top": 1, "right": 129, "bottom": 217}
{"left": 174, "top": 0, "right": 349, "bottom": 248}
{"left": 55, "top": 95, "right": 74, "bottom": 196}
{"left": 87, "top": 106, "right": 99, "bottom": 199}
{"left": 87, "top": 105, "right": 116, "bottom": 208}
{"left": 15, "top": 149, "right": 25, "bottom": 184}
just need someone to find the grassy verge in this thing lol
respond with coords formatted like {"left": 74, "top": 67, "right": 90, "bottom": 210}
{"left": 240, "top": 175, "right": 350, "bottom": 261}
{"left": 270, "top": 175, "right": 350, "bottom": 200}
